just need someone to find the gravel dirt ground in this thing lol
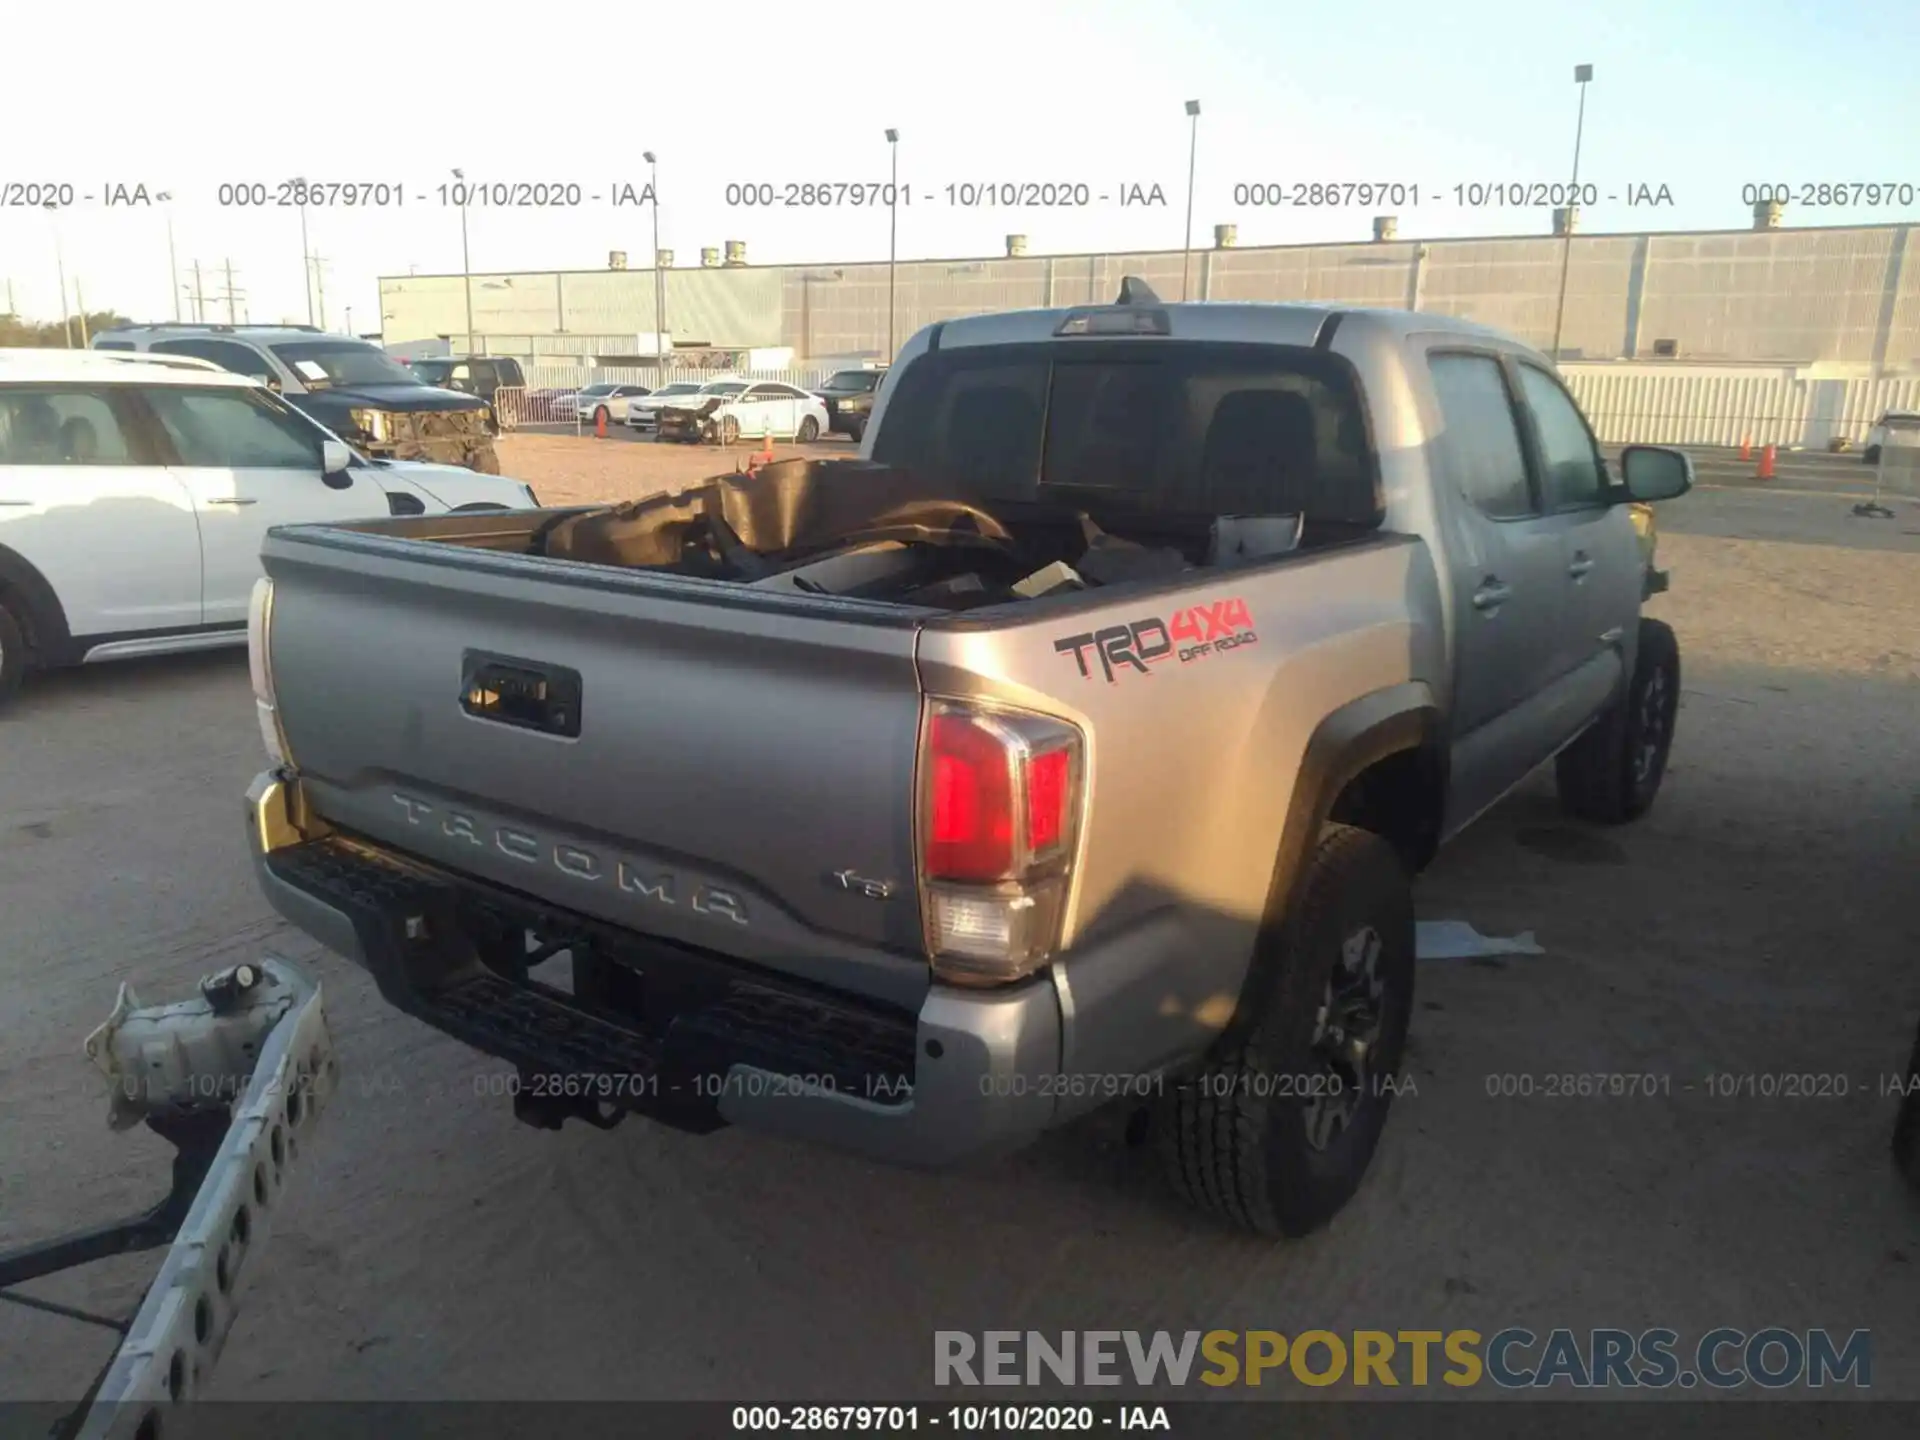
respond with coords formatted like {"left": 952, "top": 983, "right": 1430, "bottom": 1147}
{"left": 2, "top": 444, "right": 1917, "bottom": 1405}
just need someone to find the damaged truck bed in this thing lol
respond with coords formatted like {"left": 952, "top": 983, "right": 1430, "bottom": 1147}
{"left": 241, "top": 287, "right": 1691, "bottom": 1237}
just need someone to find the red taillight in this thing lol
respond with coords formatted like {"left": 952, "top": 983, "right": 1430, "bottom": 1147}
{"left": 919, "top": 701, "right": 1084, "bottom": 986}
{"left": 927, "top": 712, "right": 1016, "bottom": 881}
{"left": 1025, "top": 748, "right": 1070, "bottom": 855}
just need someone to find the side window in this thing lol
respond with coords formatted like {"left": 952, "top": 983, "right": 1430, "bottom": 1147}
{"left": 94, "top": 341, "right": 136, "bottom": 352}
{"left": 0, "top": 387, "right": 139, "bottom": 465}
{"left": 1516, "top": 364, "right": 1606, "bottom": 510}
{"left": 145, "top": 387, "right": 320, "bottom": 470}
{"left": 151, "top": 339, "right": 278, "bottom": 385}
{"left": 1428, "top": 354, "right": 1536, "bottom": 521}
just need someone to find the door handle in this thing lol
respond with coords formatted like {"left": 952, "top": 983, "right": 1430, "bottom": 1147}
{"left": 204, "top": 496, "right": 259, "bottom": 506}
{"left": 1472, "top": 579, "right": 1512, "bottom": 611}
{"left": 1568, "top": 553, "right": 1594, "bottom": 579}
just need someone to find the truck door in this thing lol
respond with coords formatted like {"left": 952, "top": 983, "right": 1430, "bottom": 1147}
{"left": 1423, "top": 351, "right": 1570, "bottom": 830}
{"left": 1511, "top": 362, "right": 1643, "bottom": 748}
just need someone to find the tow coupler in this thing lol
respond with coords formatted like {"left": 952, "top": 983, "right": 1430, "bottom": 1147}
{"left": 0, "top": 958, "right": 333, "bottom": 1439}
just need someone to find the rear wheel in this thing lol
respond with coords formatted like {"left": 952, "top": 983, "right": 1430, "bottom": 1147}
{"left": 1156, "top": 823, "right": 1415, "bottom": 1237}
{"left": 796, "top": 415, "right": 820, "bottom": 443}
{"left": 0, "top": 599, "right": 28, "bottom": 708}
{"left": 1555, "top": 617, "right": 1680, "bottom": 824}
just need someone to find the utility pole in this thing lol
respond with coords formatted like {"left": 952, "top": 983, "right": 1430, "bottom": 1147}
{"left": 1182, "top": 100, "right": 1201, "bottom": 302}
{"left": 345, "top": 304, "right": 354, "bottom": 337}
{"left": 5, "top": 279, "right": 14, "bottom": 316}
{"left": 1550, "top": 64, "right": 1595, "bottom": 362}
{"left": 220, "top": 259, "right": 244, "bottom": 325}
{"left": 311, "top": 252, "right": 330, "bottom": 330}
{"left": 158, "top": 191, "right": 181, "bottom": 321}
{"left": 76, "top": 280, "right": 90, "bottom": 347}
{"left": 189, "top": 261, "right": 207, "bottom": 322}
{"left": 46, "top": 202, "right": 73, "bottom": 347}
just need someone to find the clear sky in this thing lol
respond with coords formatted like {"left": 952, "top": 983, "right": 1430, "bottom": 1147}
{"left": 3, "top": 0, "right": 1916, "bottom": 332}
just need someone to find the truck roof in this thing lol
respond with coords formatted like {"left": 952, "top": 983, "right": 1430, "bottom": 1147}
{"left": 928, "top": 300, "right": 1523, "bottom": 354}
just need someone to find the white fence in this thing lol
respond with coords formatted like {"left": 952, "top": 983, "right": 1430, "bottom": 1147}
{"left": 1560, "top": 366, "right": 1920, "bottom": 450}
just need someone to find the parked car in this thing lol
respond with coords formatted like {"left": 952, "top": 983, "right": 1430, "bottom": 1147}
{"left": 574, "top": 384, "right": 652, "bottom": 426}
{"left": 0, "top": 348, "right": 538, "bottom": 706}
{"left": 91, "top": 324, "right": 501, "bottom": 473}
{"left": 524, "top": 387, "right": 579, "bottom": 423}
{"left": 625, "top": 381, "right": 709, "bottom": 433}
{"left": 654, "top": 380, "right": 830, "bottom": 444}
{"left": 1862, "top": 410, "right": 1920, "bottom": 466}
{"left": 241, "top": 280, "right": 1691, "bottom": 1237}
{"left": 811, "top": 365, "right": 888, "bottom": 442}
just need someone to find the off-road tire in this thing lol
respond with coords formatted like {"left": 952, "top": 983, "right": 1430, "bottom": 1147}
{"left": 1156, "top": 823, "right": 1415, "bottom": 1238}
{"left": 848, "top": 418, "right": 867, "bottom": 445}
{"left": 797, "top": 416, "right": 821, "bottom": 442}
{"left": 1555, "top": 617, "right": 1680, "bottom": 824}
{"left": 0, "top": 598, "right": 25, "bottom": 707}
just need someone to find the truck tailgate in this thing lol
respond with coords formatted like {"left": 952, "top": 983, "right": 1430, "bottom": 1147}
{"left": 260, "top": 527, "right": 931, "bottom": 991}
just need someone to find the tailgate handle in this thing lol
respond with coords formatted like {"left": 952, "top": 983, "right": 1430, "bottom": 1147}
{"left": 460, "top": 651, "right": 583, "bottom": 738}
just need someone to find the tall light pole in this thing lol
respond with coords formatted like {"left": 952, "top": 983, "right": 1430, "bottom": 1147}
{"left": 453, "top": 167, "right": 475, "bottom": 354}
{"left": 46, "top": 201, "right": 72, "bottom": 348}
{"left": 291, "top": 176, "right": 314, "bottom": 326}
{"left": 1181, "top": 100, "right": 1201, "bottom": 301}
{"left": 1550, "top": 64, "right": 1594, "bottom": 362}
{"left": 885, "top": 127, "right": 899, "bottom": 359}
{"left": 158, "top": 191, "right": 181, "bottom": 321}
{"left": 645, "top": 150, "right": 666, "bottom": 374}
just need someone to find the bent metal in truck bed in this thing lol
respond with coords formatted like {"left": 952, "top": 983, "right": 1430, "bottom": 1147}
{"left": 241, "top": 280, "right": 1693, "bottom": 1237}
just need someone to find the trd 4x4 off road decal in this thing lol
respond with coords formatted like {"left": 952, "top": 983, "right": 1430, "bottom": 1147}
{"left": 1054, "top": 597, "right": 1258, "bottom": 683}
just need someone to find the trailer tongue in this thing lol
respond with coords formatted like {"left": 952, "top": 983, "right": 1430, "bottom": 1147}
{"left": 0, "top": 958, "right": 333, "bottom": 1439}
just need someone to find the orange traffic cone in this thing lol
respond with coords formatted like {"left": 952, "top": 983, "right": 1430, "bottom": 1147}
{"left": 595, "top": 408, "right": 608, "bottom": 439}
{"left": 1738, "top": 436, "right": 1752, "bottom": 461}
{"left": 1756, "top": 443, "right": 1776, "bottom": 479}
{"left": 753, "top": 429, "right": 774, "bottom": 466}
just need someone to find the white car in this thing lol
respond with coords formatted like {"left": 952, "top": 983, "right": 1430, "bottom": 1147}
{"left": 654, "top": 379, "right": 832, "bottom": 445}
{"left": 0, "top": 348, "right": 539, "bottom": 705}
{"left": 625, "top": 381, "right": 709, "bottom": 433}
{"left": 573, "top": 383, "right": 653, "bottom": 426}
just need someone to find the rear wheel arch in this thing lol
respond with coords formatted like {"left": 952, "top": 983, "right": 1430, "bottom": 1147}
{"left": 1224, "top": 685, "right": 1443, "bottom": 1040}
{"left": 0, "top": 543, "right": 75, "bottom": 664}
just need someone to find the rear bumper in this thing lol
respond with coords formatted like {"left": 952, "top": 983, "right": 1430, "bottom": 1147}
{"left": 245, "top": 773, "right": 1092, "bottom": 1168}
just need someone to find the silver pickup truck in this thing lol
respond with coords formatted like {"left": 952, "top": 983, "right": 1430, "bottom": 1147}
{"left": 242, "top": 281, "right": 1691, "bottom": 1237}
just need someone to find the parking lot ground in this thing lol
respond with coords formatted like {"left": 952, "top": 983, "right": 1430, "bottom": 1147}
{"left": 1, "top": 484, "right": 1917, "bottom": 1403}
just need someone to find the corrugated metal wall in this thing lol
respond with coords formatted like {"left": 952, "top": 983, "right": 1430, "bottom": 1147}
{"left": 380, "top": 225, "right": 1920, "bottom": 421}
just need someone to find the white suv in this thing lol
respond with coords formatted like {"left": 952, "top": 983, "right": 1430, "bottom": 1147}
{"left": 0, "top": 349, "right": 540, "bottom": 706}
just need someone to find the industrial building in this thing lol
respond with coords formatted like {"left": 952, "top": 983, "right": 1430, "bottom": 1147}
{"left": 376, "top": 205, "right": 1920, "bottom": 448}
{"left": 379, "top": 204, "right": 1920, "bottom": 370}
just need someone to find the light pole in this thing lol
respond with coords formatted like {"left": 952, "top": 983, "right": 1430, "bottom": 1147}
{"left": 1550, "top": 64, "right": 1593, "bottom": 362}
{"left": 645, "top": 150, "right": 666, "bottom": 374}
{"left": 45, "top": 201, "right": 72, "bottom": 348}
{"left": 291, "top": 176, "right": 314, "bottom": 326}
{"left": 885, "top": 128, "right": 899, "bottom": 359}
{"left": 453, "top": 167, "right": 475, "bottom": 354}
{"left": 1182, "top": 100, "right": 1201, "bottom": 301}
{"left": 158, "top": 191, "right": 181, "bottom": 321}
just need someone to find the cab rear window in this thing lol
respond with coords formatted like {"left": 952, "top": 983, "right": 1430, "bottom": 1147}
{"left": 870, "top": 341, "right": 1378, "bottom": 525}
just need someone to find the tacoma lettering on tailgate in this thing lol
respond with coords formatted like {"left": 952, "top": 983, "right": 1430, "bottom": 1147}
{"left": 1054, "top": 597, "right": 1258, "bottom": 683}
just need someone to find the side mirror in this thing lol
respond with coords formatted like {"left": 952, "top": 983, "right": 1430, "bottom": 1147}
{"left": 320, "top": 439, "right": 354, "bottom": 488}
{"left": 1619, "top": 445, "right": 1693, "bottom": 503}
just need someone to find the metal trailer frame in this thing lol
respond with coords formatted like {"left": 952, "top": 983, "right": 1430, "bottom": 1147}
{"left": 0, "top": 958, "right": 334, "bottom": 1440}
